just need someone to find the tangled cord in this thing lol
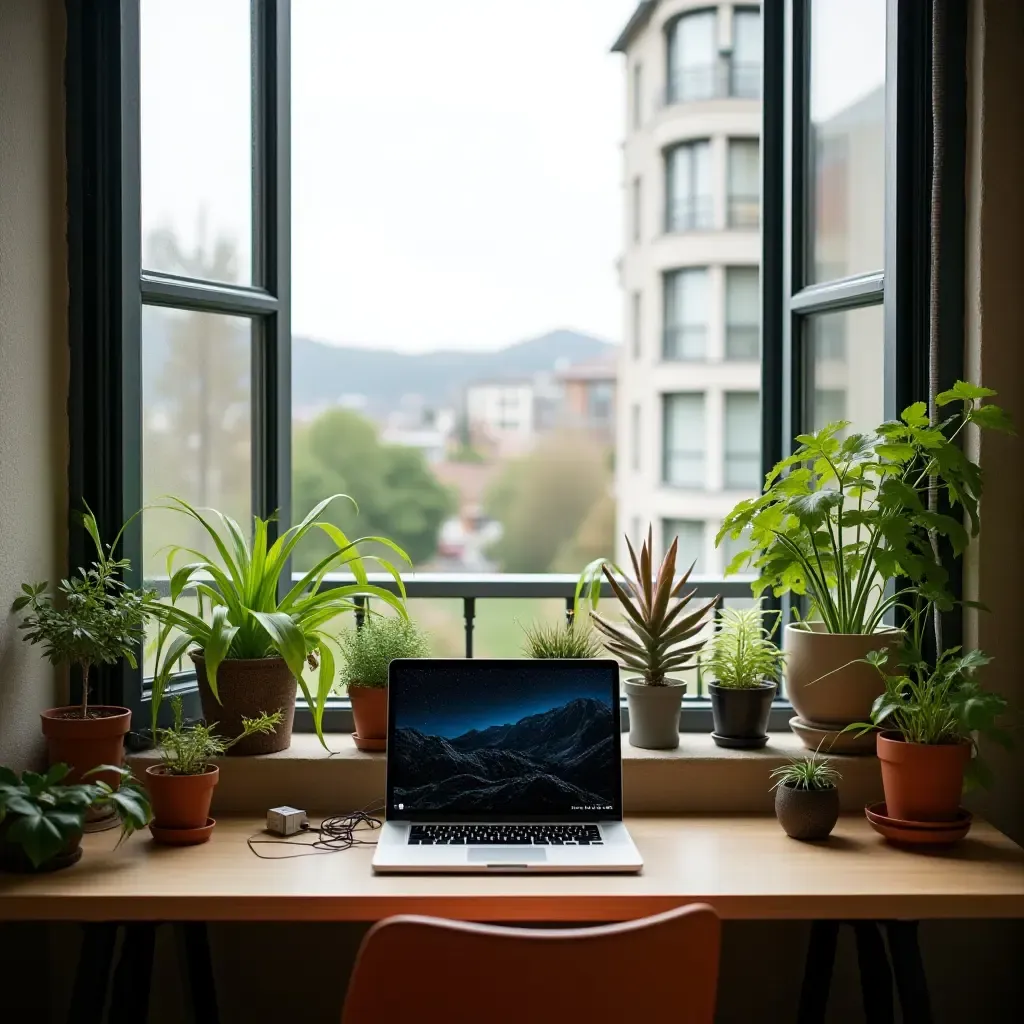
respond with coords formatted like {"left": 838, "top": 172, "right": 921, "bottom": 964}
{"left": 246, "top": 806, "right": 383, "bottom": 859}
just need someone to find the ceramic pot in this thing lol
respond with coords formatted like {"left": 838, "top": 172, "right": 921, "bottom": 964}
{"left": 192, "top": 653, "right": 295, "bottom": 755}
{"left": 876, "top": 731, "right": 971, "bottom": 822}
{"left": 40, "top": 706, "right": 131, "bottom": 787}
{"left": 0, "top": 820, "right": 82, "bottom": 873}
{"left": 709, "top": 681, "right": 776, "bottom": 749}
{"left": 624, "top": 679, "right": 685, "bottom": 750}
{"left": 774, "top": 782, "right": 840, "bottom": 840}
{"left": 145, "top": 765, "right": 220, "bottom": 832}
{"left": 784, "top": 623, "right": 902, "bottom": 740}
{"left": 348, "top": 684, "right": 388, "bottom": 751}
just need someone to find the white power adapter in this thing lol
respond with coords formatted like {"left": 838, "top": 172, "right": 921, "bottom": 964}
{"left": 266, "top": 805, "right": 309, "bottom": 836}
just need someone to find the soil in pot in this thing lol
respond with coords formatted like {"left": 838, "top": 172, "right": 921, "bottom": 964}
{"left": 876, "top": 731, "right": 970, "bottom": 822}
{"left": 624, "top": 679, "right": 685, "bottom": 750}
{"left": 709, "top": 681, "right": 776, "bottom": 749}
{"left": 40, "top": 706, "right": 132, "bottom": 788}
{"left": 145, "top": 765, "right": 220, "bottom": 831}
{"left": 774, "top": 782, "right": 840, "bottom": 841}
{"left": 348, "top": 684, "right": 388, "bottom": 751}
{"left": 192, "top": 653, "right": 296, "bottom": 755}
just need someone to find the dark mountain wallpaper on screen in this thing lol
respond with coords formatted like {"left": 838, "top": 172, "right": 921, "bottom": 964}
{"left": 391, "top": 697, "right": 616, "bottom": 814}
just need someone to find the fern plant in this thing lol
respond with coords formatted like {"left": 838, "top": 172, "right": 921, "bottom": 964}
{"left": 521, "top": 619, "right": 602, "bottom": 659}
{"left": 335, "top": 615, "right": 431, "bottom": 690}
{"left": 702, "top": 605, "right": 785, "bottom": 689}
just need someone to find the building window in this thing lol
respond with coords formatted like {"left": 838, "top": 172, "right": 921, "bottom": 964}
{"left": 728, "top": 138, "right": 760, "bottom": 228}
{"left": 662, "top": 518, "right": 706, "bottom": 573}
{"left": 666, "top": 9, "right": 717, "bottom": 103}
{"left": 663, "top": 269, "right": 708, "bottom": 361}
{"left": 632, "top": 61, "right": 643, "bottom": 129}
{"left": 662, "top": 393, "right": 705, "bottom": 488}
{"left": 731, "top": 7, "right": 763, "bottom": 99}
{"left": 666, "top": 141, "right": 713, "bottom": 232}
{"left": 630, "top": 403, "right": 642, "bottom": 472}
{"left": 632, "top": 175, "right": 642, "bottom": 242}
{"left": 631, "top": 291, "right": 642, "bottom": 360}
{"left": 724, "top": 392, "right": 761, "bottom": 490}
{"left": 725, "top": 267, "right": 760, "bottom": 360}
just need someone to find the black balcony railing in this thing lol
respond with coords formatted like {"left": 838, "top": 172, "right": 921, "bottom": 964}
{"left": 665, "top": 195, "right": 715, "bottom": 233}
{"left": 663, "top": 324, "right": 708, "bottom": 361}
{"left": 727, "top": 194, "right": 760, "bottom": 229}
{"left": 663, "top": 60, "right": 762, "bottom": 105}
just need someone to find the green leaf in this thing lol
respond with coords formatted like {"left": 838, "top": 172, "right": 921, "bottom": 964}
{"left": 42, "top": 764, "right": 70, "bottom": 787}
{"left": 249, "top": 611, "right": 307, "bottom": 683}
{"left": 900, "top": 402, "right": 929, "bottom": 428}
{"left": 201, "top": 606, "right": 240, "bottom": 704}
{"left": 0, "top": 766, "right": 20, "bottom": 786}
{"left": 6, "top": 812, "right": 66, "bottom": 868}
{"left": 970, "top": 403, "right": 1016, "bottom": 434}
{"left": 935, "top": 380, "right": 996, "bottom": 406}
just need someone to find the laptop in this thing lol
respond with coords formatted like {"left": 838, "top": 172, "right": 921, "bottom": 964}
{"left": 372, "top": 658, "right": 643, "bottom": 874}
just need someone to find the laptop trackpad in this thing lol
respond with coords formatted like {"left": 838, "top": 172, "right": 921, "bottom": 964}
{"left": 468, "top": 848, "right": 548, "bottom": 864}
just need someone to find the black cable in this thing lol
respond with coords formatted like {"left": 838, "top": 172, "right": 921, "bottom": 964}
{"left": 246, "top": 805, "right": 384, "bottom": 859}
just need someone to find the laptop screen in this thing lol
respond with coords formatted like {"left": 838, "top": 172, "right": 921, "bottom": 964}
{"left": 386, "top": 659, "right": 622, "bottom": 822}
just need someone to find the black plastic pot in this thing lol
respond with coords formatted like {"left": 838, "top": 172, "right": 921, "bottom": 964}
{"left": 709, "top": 681, "right": 777, "bottom": 749}
{"left": 774, "top": 782, "right": 840, "bottom": 841}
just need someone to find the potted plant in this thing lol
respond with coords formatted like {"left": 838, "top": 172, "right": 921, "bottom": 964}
{"left": 12, "top": 508, "right": 152, "bottom": 786}
{"left": 718, "top": 382, "right": 1012, "bottom": 744}
{"left": 521, "top": 619, "right": 602, "bottom": 659}
{"left": 149, "top": 495, "right": 411, "bottom": 753}
{"left": 0, "top": 763, "right": 151, "bottom": 872}
{"left": 583, "top": 529, "right": 717, "bottom": 750}
{"left": 337, "top": 615, "right": 430, "bottom": 751}
{"left": 702, "top": 605, "right": 785, "bottom": 749}
{"left": 145, "top": 696, "right": 282, "bottom": 843}
{"left": 770, "top": 753, "right": 841, "bottom": 841}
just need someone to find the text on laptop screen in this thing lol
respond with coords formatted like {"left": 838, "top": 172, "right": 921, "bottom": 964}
{"left": 387, "top": 660, "right": 621, "bottom": 820}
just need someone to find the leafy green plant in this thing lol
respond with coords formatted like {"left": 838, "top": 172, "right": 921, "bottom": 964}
{"left": 521, "top": 619, "right": 602, "bottom": 659}
{"left": 336, "top": 615, "right": 431, "bottom": 691}
{"left": 585, "top": 528, "right": 717, "bottom": 686}
{"left": 0, "top": 763, "right": 151, "bottom": 868}
{"left": 154, "top": 696, "right": 283, "bottom": 776}
{"left": 718, "top": 382, "right": 1014, "bottom": 633}
{"left": 12, "top": 507, "right": 153, "bottom": 718}
{"left": 702, "top": 605, "right": 785, "bottom": 689}
{"left": 147, "top": 495, "right": 411, "bottom": 748}
{"left": 770, "top": 754, "right": 841, "bottom": 791}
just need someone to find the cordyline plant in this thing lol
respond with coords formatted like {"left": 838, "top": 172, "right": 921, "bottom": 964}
{"left": 12, "top": 507, "right": 153, "bottom": 718}
{"left": 580, "top": 529, "right": 717, "bottom": 686}
{"left": 718, "top": 382, "right": 1014, "bottom": 634}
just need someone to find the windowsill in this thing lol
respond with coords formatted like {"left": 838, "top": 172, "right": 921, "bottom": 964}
{"left": 128, "top": 732, "right": 881, "bottom": 817}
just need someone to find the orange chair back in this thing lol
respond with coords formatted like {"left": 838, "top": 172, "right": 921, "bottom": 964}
{"left": 342, "top": 903, "right": 721, "bottom": 1024}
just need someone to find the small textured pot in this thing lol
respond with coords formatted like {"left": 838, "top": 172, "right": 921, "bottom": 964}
{"left": 774, "top": 782, "right": 840, "bottom": 841}
{"left": 191, "top": 653, "right": 295, "bottom": 755}
{"left": 348, "top": 684, "right": 388, "bottom": 750}
{"left": 876, "top": 731, "right": 971, "bottom": 822}
{"left": 0, "top": 823, "right": 82, "bottom": 874}
{"left": 709, "top": 681, "right": 776, "bottom": 749}
{"left": 40, "top": 706, "right": 132, "bottom": 788}
{"left": 785, "top": 623, "right": 902, "bottom": 737}
{"left": 624, "top": 678, "right": 685, "bottom": 750}
{"left": 145, "top": 765, "right": 220, "bottom": 832}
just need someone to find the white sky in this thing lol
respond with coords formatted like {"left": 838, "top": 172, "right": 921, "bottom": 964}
{"left": 809, "top": 0, "right": 887, "bottom": 121}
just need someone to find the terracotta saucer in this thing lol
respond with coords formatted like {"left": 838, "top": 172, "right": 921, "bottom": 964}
{"left": 352, "top": 733, "right": 386, "bottom": 752}
{"left": 865, "top": 802, "right": 972, "bottom": 831}
{"left": 864, "top": 804, "right": 971, "bottom": 846}
{"left": 789, "top": 716, "right": 876, "bottom": 755}
{"left": 149, "top": 817, "right": 216, "bottom": 846}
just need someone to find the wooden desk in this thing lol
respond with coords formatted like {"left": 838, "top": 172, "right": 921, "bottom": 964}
{"left": 2, "top": 814, "right": 1022, "bottom": 923}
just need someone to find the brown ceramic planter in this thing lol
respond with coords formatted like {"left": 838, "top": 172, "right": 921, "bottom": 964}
{"left": 876, "top": 731, "right": 970, "bottom": 822}
{"left": 145, "top": 765, "right": 220, "bottom": 832}
{"left": 40, "top": 706, "right": 132, "bottom": 788}
{"left": 191, "top": 653, "right": 296, "bottom": 755}
{"left": 774, "top": 782, "right": 840, "bottom": 841}
{"left": 348, "top": 684, "right": 388, "bottom": 751}
{"left": 785, "top": 623, "right": 902, "bottom": 738}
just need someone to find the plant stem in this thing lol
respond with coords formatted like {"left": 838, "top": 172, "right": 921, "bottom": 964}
{"left": 80, "top": 661, "right": 91, "bottom": 719}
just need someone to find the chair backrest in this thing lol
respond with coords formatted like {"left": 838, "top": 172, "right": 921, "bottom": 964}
{"left": 341, "top": 903, "right": 721, "bottom": 1024}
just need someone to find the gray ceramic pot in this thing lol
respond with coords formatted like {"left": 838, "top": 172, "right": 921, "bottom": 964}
{"left": 774, "top": 782, "right": 840, "bottom": 841}
{"left": 624, "top": 678, "right": 685, "bottom": 750}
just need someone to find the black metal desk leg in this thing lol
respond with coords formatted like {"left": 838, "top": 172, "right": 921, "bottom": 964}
{"left": 176, "top": 922, "right": 220, "bottom": 1024}
{"left": 67, "top": 923, "right": 118, "bottom": 1024}
{"left": 108, "top": 922, "right": 157, "bottom": 1024}
{"left": 852, "top": 922, "right": 894, "bottom": 1024}
{"left": 886, "top": 921, "right": 934, "bottom": 1024}
{"left": 798, "top": 920, "right": 840, "bottom": 1024}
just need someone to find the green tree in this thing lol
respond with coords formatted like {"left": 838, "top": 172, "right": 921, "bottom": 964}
{"left": 292, "top": 407, "right": 454, "bottom": 570}
{"left": 552, "top": 491, "right": 616, "bottom": 572}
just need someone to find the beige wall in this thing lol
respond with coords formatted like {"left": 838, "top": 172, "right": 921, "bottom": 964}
{"left": 0, "top": 0, "right": 69, "bottom": 768}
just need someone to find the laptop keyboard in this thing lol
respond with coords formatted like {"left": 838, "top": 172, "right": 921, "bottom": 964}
{"left": 408, "top": 824, "right": 603, "bottom": 846}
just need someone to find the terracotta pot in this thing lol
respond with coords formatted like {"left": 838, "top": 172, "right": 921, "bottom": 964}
{"left": 709, "top": 681, "right": 776, "bottom": 749}
{"left": 785, "top": 624, "right": 902, "bottom": 739}
{"left": 40, "top": 706, "right": 132, "bottom": 788}
{"left": 0, "top": 822, "right": 82, "bottom": 873}
{"left": 624, "top": 678, "right": 685, "bottom": 750}
{"left": 349, "top": 684, "right": 389, "bottom": 748}
{"left": 191, "top": 653, "right": 295, "bottom": 755}
{"left": 145, "top": 765, "right": 220, "bottom": 831}
{"left": 774, "top": 782, "right": 840, "bottom": 841}
{"left": 876, "top": 731, "right": 970, "bottom": 822}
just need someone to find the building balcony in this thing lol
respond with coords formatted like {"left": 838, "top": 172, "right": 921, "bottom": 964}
{"left": 661, "top": 61, "right": 761, "bottom": 107}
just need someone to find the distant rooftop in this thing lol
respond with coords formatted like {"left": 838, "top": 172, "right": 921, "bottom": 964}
{"left": 611, "top": 1, "right": 657, "bottom": 54}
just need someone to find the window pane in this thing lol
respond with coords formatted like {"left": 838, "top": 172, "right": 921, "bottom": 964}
{"left": 666, "top": 142, "right": 713, "bottom": 231}
{"left": 662, "top": 393, "right": 705, "bottom": 488}
{"left": 664, "top": 269, "right": 709, "bottom": 360}
{"left": 807, "top": 304, "right": 885, "bottom": 435}
{"left": 630, "top": 403, "right": 642, "bottom": 473}
{"left": 141, "top": 306, "right": 252, "bottom": 578}
{"left": 662, "top": 519, "right": 706, "bottom": 574}
{"left": 725, "top": 267, "right": 760, "bottom": 359}
{"left": 724, "top": 392, "right": 760, "bottom": 490}
{"left": 632, "top": 61, "right": 643, "bottom": 129}
{"left": 668, "top": 11, "right": 717, "bottom": 102}
{"left": 140, "top": 0, "right": 252, "bottom": 284}
{"left": 631, "top": 291, "right": 642, "bottom": 360}
{"left": 632, "top": 176, "right": 642, "bottom": 242}
{"left": 808, "top": 0, "right": 886, "bottom": 282}
{"left": 731, "top": 9, "right": 762, "bottom": 99}
{"left": 728, "top": 139, "right": 760, "bottom": 228}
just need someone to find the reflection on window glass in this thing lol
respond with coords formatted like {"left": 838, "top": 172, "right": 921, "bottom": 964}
{"left": 140, "top": 0, "right": 252, "bottom": 283}
{"left": 664, "top": 269, "right": 709, "bottom": 360}
{"left": 808, "top": 0, "right": 886, "bottom": 282}
{"left": 662, "top": 519, "right": 706, "bottom": 574}
{"left": 662, "top": 393, "right": 705, "bottom": 488}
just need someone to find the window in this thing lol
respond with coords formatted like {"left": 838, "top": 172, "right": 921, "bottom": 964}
{"left": 725, "top": 267, "right": 760, "bottom": 360}
{"left": 662, "top": 393, "right": 705, "bottom": 488}
{"left": 724, "top": 392, "right": 760, "bottom": 490}
{"left": 728, "top": 139, "right": 760, "bottom": 228}
{"left": 632, "top": 176, "right": 642, "bottom": 242}
{"left": 630, "top": 403, "right": 641, "bottom": 473}
{"left": 731, "top": 8, "right": 762, "bottom": 99}
{"left": 667, "top": 10, "right": 717, "bottom": 103}
{"left": 632, "top": 61, "right": 643, "bottom": 129}
{"left": 662, "top": 519, "right": 706, "bottom": 574}
{"left": 663, "top": 269, "right": 709, "bottom": 361}
{"left": 665, "top": 141, "right": 713, "bottom": 232}
{"left": 631, "top": 291, "right": 642, "bottom": 360}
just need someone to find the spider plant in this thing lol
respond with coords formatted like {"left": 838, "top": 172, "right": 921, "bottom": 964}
{"left": 702, "top": 605, "right": 785, "bottom": 689}
{"left": 147, "top": 495, "right": 410, "bottom": 748}
{"left": 521, "top": 619, "right": 603, "bottom": 660}
{"left": 770, "top": 754, "right": 841, "bottom": 791}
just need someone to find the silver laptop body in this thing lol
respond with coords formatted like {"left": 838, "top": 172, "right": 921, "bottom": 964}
{"left": 373, "top": 658, "right": 642, "bottom": 874}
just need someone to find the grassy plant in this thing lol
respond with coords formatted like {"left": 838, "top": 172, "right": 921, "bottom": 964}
{"left": 336, "top": 615, "right": 431, "bottom": 691}
{"left": 521, "top": 619, "right": 602, "bottom": 659}
{"left": 702, "top": 605, "right": 785, "bottom": 689}
{"left": 770, "top": 755, "right": 841, "bottom": 792}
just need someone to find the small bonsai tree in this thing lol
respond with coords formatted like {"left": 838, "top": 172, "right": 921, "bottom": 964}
{"left": 335, "top": 616, "right": 430, "bottom": 691}
{"left": 702, "top": 605, "right": 786, "bottom": 689}
{"left": 12, "top": 508, "right": 152, "bottom": 719}
{"left": 522, "top": 619, "right": 602, "bottom": 659}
